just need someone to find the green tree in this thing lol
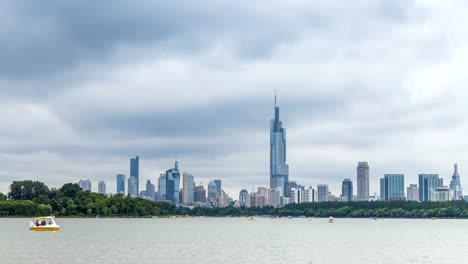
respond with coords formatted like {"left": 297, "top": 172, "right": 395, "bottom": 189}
{"left": 8, "top": 181, "right": 49, "bottom": 200}
{"left": 59, "top": 183, "right": 82, "bottom": 197}
{"left": 0, "top": 192, "right": 6, "bottom": 200}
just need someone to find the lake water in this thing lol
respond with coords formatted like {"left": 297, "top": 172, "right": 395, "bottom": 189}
{"left": 0, "top": 217, "right": 466, "bottom": 264}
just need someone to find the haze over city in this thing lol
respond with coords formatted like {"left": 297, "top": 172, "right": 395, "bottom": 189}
{"left": 1, "top": 1, "right": 468, "bottom": 196}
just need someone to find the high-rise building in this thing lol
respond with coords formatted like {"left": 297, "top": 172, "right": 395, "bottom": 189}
{"left": 146, "top": 180, "right": 156, "bottom": 199}
{"left": 78, "top": 179, "right": 92, "bottom": 192}
{"left": 128, "top": 177, "right": 138, "bottom": 197}
{"left": 406, "top": 184, "right": 419, "bottom": 201}
{"left": 130, "top": 156, "right": 139, "bottom": 195}
{"left": 270, "top": 95, "right": 289, "bottom": 197}
{"left": 239, "top": 189, "right": 249, "bottom": 207}
{"left": 182, "top": 173, "right": 195, "bottom": 204}
{"left": 213, "top": 180, "right": 222, "bottom": 192}
{"left": 317, "top": 184, "right": 329, "bottom": 202}
{"left": 302, "top": 187, "right": 315, "bottom": 203}
{"left": 341, "top": 179, "right": 353, "bottom": 202}
{"left": 98, "top": 181, "right": 106, "bottom": 194}
{"left": 116, "top": 174, "right": 126, "bottom": 194}
{"left": 357, "top": 162, "right": 369, "bottom": 201}
{"left": 165, "top": 161, "right": 181, "bottom": 203}
{"left": 419, "top": 174, "right": 443, "bottom": 201}
{"left": 380, "top": 174, "right": 405, "bottom": 201}
{"left": 269, "top": 188, "right": 281, "bottom": 207}
{"left": 157, "top": 174, "right": 166, "bottom": 201}
{"left": 208, "top": 181, "right": 218, "bottom": 200}
{"left": 449, "top": 164, "right": 463, "bottom": 200}
{"left": 195, "top": 184, "right": 207, "bottom": 203}
{"left": 431, "top": 186, "right": 451, "bottom": 201}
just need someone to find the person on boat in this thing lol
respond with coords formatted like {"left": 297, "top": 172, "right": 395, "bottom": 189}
{"left": 42, "top": 220, "right": 46, "bottom": 226}
{"left": 35, "top": 220, "right": 39, "bottom": 227}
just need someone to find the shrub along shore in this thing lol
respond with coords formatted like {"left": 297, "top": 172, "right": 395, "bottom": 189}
{"left": 1, "top": 181, "right": 468, "bottom": 218}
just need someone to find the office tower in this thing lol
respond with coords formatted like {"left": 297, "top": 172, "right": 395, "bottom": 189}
{"left": 270, "top": 95, "right": 289, "bottom": 197}
{"left": 449, "top": 164, "right": 463, "bottom": 200}
{"left": 317, "top": 184, "right": 329, "bottom": 202}
{"left": 406, "top": 184, "right": 419, "bottom": 201}
{"left": 212, "top": 190, "right": 231, "bottom": 208}
{"left": 357, "top": 162, "right": 369, "bottom": 201}
{"left": 257, "top": 187, "right": 269, "bottom": 207}
{"left": 129, "top": 156, "right": 139, "bottom": 197}
{"left": 214, "top": 180, "right": 222, "bottom": 192}
{"left": 128, "top": 177, "right": 138, "bottom": 197}
{"left": 419, "top": 174, "right": 443, "bottom": 201}
{"left": 431, "top": 186, "right": 451, "bottom": 201}
{"left": 290, "top": 188, "right": 301, "bottom": 204}
{"left": 146, "top": 180, "right": 155, "bottom": 199}
{"left": 268, "top": 188, "right": 281, "bottom": 207}
{"left": 98, "top": 181, "right": 106, "bottom": 194}
{"left": 157, "top": 174, "right": 166, "bottom": 201}
{"left": 380, "top": 174, "right": 405, "bottom": 201}
{"left": 341, "top": 179, "right": 353, "bottom": 202}
{"left": 239, "top": 189, "right": 249, "bottom": 207}
{"left": 78, "top": 179, "right": 92, "bottom": 192}
{"left": 195, "top": 184, "right": 207, "bottom": 203}
{"left": 116, "top": 174, "right": 126, "bottom": 194}
{"left": 182, "top": 173, "right": 195, "bottom": 204}
{"left": 303, "top": 187, "right": 315, "bottom": 203}
{"left": 208, "top": 181, "right": 218, "bottom": 200}
{"left": 165, "top": 161, "right": 181, "bottom": 203}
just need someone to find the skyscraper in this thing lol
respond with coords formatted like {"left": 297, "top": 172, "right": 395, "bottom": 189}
{"left": 380, "top": 174, "right": 405, "bottom": 201}
{"left": 157, "top": 174, "right": 166, "bottom": 201}
{"left": 341, "top": 179, "right": 353, "bottom": 202}
{"left": 116, "top": 174, "right": 126, "bottom": 194}
{"left": 419, "top": 174, "right": 443, "bottom": 201}
{"left": 182, "top": 173, "right": 195, "bottom": 204}
{"left": 357, "top": 162, "right": 370, "bottom": 201}
{"left": 214, "top": 180, "right": 222, "bottom": 192}
{"left": 449, "top": 164, "right": 463, "bottom": 200}
{"left": 406, "top": 184, "right": 419, "bottom": 201}
{"left": 165, "top": 161, "right": 181, "bottom": 203}
{"left": 78, "top": 179, "right": 92, "bottom": 192}
{"left": 128, "top": 177, "right": 138, "bottom": 197}
{"left": 270, "top": 95, "right": 289, "bottom": 197}
{"left": 239, "top": 189, "right": 249, "bottom": 207}
{"left": 129, "top": 156, "right": 139, "bottom": 196}
{"left": 317, "top": 184, "right": 329, "bottom": 202}
{"left": 195, "top": 184, "right": 207, "bottom": 203}
{"left": 208, "top": 181, "right": 218, "bottom": 200}
{"left": 98, "top": 181, "right": 106, "bottom": 194}
{"left": 146, "top": 180, "right": 155, "bottom": 199}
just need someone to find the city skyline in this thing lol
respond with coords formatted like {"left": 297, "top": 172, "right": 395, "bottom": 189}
{"left": 2, "top": 2, "right": 468, "bottom": 197}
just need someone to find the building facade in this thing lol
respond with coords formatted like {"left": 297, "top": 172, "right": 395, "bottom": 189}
{"left": 182, "top": 173, "right": 195, "bottom": 204}
{"left": 341, "top": 179, "right": 353, "bottom": 202}
{"left": 146, "top": 180, "right": 155, "bottom": 199}
{"left": 213, "top": 180, "right": 222, "bottom": 192}
{"left": 380, "top": 174, "right": 405, "bottom": 201}
{"left": 317, "top": 184, "right": 329, "bottom": 202}
{"left": 449, "top": 164, "right": 463, "bottom": 200}
{"left": 431, "top": 186, "right": 451, "bottom": 201}
{"left": 195, "top": 184, "right": 207, "bottom": 203}
{"left": 116, "top": 174, "right": 126, "bottom": 194}
{"left": 357, "top": 162, "right": 370, "bottom": 201}
{"left": 270, "top": 96, "right": 289, "bottom": 198}
{"left": 98, "top": 181, "right": 106, "bottom": 194}
{"left": 406, "top": 184, "right": 419, "bottom": 201}
{"left": 79, "top": 179, "right": 92, "bottom": 192}
{"left": 239, "top": 189, "right": 249, "bottom": 207}
{"left": 128, "top": 177, "right": 138, "bottom": 197}
{"left": 130, "top": 156, "right": 139, "bottom": 196}
{"left": 165, "top": 161, "right": 181, "bottom": 203}
{"left": 419, "top": 174, "right": 443, "bottom": 201}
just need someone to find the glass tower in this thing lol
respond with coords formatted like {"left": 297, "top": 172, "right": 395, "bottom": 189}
{"left": 357, "top": 162, "right": 369, "bottom": 201}
{"left": 270, "top": 95, "right": 289, "bottom": 197}
{"left": 165, "top": 161, "right": 181, "bottom": 204}
{"left": 418, "top": 174, "right": 443, "bottom": 201}
{"left": 130, "top": 156, "right": 139, "bottom": 195}
{"left": 449, "top": 164, "right": 462, "bottom": 200}
{"left": 380, "top": 174, "right": 405, "bottom": 201}
{"left": 116, "top": 174, "right": 126, "bottom": 194}
{"left": 341, "top": 179, "right": 353, "bottom": 202}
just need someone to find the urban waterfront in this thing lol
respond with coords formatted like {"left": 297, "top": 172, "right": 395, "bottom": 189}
{"left": 2, "top": 217, "right": 468, "bottom": 264}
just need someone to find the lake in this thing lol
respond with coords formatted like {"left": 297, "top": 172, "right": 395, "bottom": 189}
{"left": 0, "top": 217, "right": 466, "bottom": 263}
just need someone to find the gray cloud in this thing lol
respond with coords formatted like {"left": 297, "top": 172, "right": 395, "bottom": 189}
{"left": 1, "top": 1, "right": 468, "bottom": 197}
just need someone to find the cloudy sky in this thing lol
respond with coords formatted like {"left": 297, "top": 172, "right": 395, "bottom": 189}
{"left": 1, "top": 0, "right": 468, "bottom": 197}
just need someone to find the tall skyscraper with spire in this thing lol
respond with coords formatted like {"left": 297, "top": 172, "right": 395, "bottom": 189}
{"left": 449, "top": 164, "right": 462, "bottom": 200}
{"left": 270, "top": 94, "right": 289, "bottom": 197}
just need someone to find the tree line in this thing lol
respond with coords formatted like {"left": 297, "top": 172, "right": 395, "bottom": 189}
{"left": 2, "top": 180, "right": 468, "bottom": 218}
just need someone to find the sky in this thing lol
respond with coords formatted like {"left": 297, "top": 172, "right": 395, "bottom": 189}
{"left": 1, "top": 0, "right": 468, "bottom": 197}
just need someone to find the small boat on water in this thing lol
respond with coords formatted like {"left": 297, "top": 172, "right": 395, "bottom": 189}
{"left": 29, "top": 216, "right": 60, "bottom": 231}
{"left": 431, "top": 217, "right": 438, "bottom": 221}
{"left": 247, "top": 216, "right": 255, "bottom": 221}
{"left": 328, "top": 216, "right": 334, "bottom": 223}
